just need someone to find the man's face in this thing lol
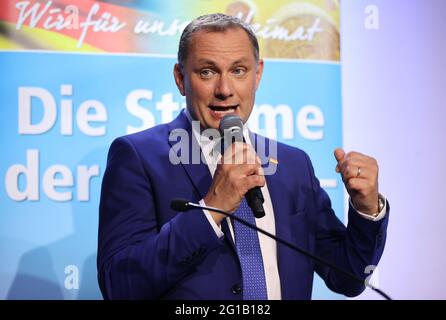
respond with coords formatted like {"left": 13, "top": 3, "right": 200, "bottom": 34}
{"left": 174, "top": 28, "right": 264, "bottom": 129}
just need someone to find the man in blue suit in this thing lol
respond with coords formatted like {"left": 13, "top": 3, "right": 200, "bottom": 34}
{"left": 97, "top": 13, "right": 389, "bottom": 300}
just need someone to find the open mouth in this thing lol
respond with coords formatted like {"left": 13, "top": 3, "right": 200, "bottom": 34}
{"left": 209, "top": 105, "right": 238, "bottom": 115}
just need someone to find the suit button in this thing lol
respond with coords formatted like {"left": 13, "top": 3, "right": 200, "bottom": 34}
{"left": 231, "top": 284, "right": 242, "bottom": 295}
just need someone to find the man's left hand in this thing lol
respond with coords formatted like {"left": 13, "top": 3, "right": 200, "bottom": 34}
{"left": 334, "top": 148, "right": 379, "bottom": 215}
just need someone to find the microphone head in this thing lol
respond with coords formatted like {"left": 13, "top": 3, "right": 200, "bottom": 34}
{"left": 219, "top": 115, "right": 244, "bottom": 152}
{"left": 219, "top": 114, "right": 243, "bottom": 133}
{"left": 170, "top": 199, "right": 190, "bottom": 212}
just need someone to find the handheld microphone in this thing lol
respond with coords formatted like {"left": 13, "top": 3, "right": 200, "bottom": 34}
{"left": 219, "top": 114, "right": 265, "bottom": 218}
{"left": 170, "top": 198, "right": 392, "bottom": 300}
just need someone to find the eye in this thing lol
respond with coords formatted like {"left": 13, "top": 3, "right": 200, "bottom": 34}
{"left": 200, "top": 69, "right": 215, "bottom": 78}
{"left": 233, "top": 67, "right": 246, "bottom": 76}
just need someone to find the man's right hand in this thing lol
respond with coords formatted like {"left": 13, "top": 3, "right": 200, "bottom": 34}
{"left": 203, "top": 142, "right": 265, "bottom": 225}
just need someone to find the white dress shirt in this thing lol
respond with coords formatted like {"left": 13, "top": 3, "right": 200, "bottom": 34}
{"left": 184, "top": 109, "right": 387, "bottom": 300}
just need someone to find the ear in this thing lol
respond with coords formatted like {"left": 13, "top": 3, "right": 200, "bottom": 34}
{"left": 173, "top": 63, "right": 186, "bottom": 96}
{"left": 255, "top": 59, "right": 264, "bottom": 91}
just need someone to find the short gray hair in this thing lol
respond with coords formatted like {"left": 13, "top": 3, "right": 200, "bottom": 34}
{"left": 178, "top": 13, "right": 259, "bottom": 66}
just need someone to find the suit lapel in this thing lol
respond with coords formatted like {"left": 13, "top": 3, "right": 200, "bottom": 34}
{"left": 167, "top": 111, "right": 212, "bottom": 201}
{"left": 168, "top": 112, "right": 238, "bottom": 252}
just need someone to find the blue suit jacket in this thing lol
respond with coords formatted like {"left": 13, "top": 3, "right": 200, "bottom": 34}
{"left": 97, "top": 111, "right": 389, "bottom": 300}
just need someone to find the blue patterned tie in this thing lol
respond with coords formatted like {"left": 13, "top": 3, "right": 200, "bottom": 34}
{"left": 233, "top": 198, "right": 268, "bottom": 300}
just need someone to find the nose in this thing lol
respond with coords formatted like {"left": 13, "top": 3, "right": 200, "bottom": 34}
{"left": 214, "top": 73, "right": 234, "bottom": 100}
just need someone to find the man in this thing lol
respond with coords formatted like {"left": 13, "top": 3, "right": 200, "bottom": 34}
{"left": 97, "top": 13, "right": 389, "bottom": 300}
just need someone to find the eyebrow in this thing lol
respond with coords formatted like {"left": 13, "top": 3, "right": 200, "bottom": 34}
{"left": 197, "top": 59, "right": 217, "bottom": 67}
{"left": 196, "top": 58, "right": 250, "bottom": 67}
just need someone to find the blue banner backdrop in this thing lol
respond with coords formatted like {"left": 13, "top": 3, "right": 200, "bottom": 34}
{"left": 0, "top": 0, "right": 343, "bottom": 300}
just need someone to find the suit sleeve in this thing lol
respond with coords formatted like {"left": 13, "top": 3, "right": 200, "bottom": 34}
{"left": 97, "top": 137, "right": 224, "bottom": 299}
{"left": 303, "top": 153, "right": 389, "bottom": 297}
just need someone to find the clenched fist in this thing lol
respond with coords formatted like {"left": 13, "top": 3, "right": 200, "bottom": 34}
{"left": 334, "top": 148, "right": 380, "bottom": 215}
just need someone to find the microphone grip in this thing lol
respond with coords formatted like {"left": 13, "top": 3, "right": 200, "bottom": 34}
{"left": 245, "top": 187, "right": 265, "bottom": 218}
{"left": 240, "top": 137, "right": 265, "bottom": 219}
